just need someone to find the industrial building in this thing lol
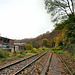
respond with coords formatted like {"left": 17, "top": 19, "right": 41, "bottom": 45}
{"left": 14, "top": 43, "right": 26, "bottom": 51}
{"left": 0, "top": 36, "right": 14, "bottom": 52}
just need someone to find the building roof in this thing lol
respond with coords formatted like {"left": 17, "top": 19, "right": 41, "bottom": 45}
{"left": 0, "top": 36, "right": 14, "bottom": 41}
{"left": 14, "top": 43, "right": 26, "bottom": 46}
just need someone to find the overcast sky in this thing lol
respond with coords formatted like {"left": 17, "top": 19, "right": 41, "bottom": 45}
{"left": 0, "top": 0, "right": 54, "bottom": 39}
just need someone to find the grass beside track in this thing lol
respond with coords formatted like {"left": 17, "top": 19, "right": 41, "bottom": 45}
{"left": 0, "top": 47, "right": 49, "bottom": 63}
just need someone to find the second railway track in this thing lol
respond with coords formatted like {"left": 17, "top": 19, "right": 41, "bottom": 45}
{"left": 41, "top": 54, "right": 73, "bottom": 75}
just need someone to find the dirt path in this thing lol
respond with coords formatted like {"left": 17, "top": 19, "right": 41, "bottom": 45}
{"left": 47, "top": 54, "right": 69, "bottom": 75}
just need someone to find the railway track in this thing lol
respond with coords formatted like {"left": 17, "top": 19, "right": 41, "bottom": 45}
{"left": 16, "top": 51, "right": 52, "bottom": 75}
{"left": 41, "top": 54, "right": 73, "bottom": 75}
{"left": 0, "top": 50, "right": 73, "bottom": 75}
{"left": 17, "top": 53, "right": 73, "bottom": 75}
{"left": 0, "top": 49, "right": 50, "bottom": 75}
{"left": 57, "top": 54, "right": 73, "bottom": 75}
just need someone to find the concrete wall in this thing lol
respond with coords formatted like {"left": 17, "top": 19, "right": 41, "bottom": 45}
{"left": 15, "top": 46, "right": 19, "bottom": 51}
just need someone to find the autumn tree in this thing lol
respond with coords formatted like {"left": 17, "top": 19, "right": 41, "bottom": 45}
{"left": 42, "top": 39, "right": 48, "bottom": 47}
{"left": 50, "top": 40, "right": 55, "bottom": 47}
{"left": 25, "top": 44, "right": 33, "bottom": 50}
{"left": 44, "top": 0, "right": 75, "bottom": 22}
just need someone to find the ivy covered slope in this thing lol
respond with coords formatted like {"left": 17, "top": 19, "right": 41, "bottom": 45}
{"left": 55, "top": 14, "right": 75, "bottom": 55}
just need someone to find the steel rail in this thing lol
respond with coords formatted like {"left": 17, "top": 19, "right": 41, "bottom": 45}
{"left": 14, "top": 50, "right": 50, "bottom": 75}
{"left": 57, "top": 54, "right": 73, "bottom": 75}
{"left": 0, "top": 53, "right": 38, "bottom": 71}
{"left": 0, "top": 50, "right": 47, "bottom": 71}
{"left": 40, "top": 53, "right": 53, "bottom": 75}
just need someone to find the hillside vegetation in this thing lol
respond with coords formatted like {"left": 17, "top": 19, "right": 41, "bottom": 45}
{"left": 15, "top": 0, "right": 75, "bottom": 56}
{"left": 15, "top": 14, "right": 75, "bottom": 55}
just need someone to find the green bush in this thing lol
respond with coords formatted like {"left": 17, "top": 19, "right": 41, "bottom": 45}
{"left": 25, "top": 44, "right": 33, "bottom": 50}
{"left": 3, "top": 51, "right": 9, "bottom": 57}
{"left": 0, "top": 49, "right": 9, "bottom": 58}
{"left": 50, "top": 40, "right": 55, "bottom": 47}
{"left": 37, "top": 48, "right": 42, "bottom": 51}
{"left": 32, "top": 48, "right": 37, "bottom": 52}
{"left": 29, "top": 49, "right": 37, "bottom": 53}
{"left": 16, "top": 54, "right": 21, "bottom": 57}
{"left": 42, "top": 46, "right": 46, "bottom": 50}
{"left": 64, "top": 44, "right": 75, "bottom": 55}
{"left": 0, "top": 49, "right": 4, "bottom": 58}
{"left": 72, "top": 48, "right": 75, "bottom": 56}
{"left": 57, "top": 50, "right": 63, "bottom": 54}
{"left": 37, "top": 47, "right": 46, "bottom": 51}
{"left": 51, "top": 47, "right": 63, "bottom": 54}
{"left": 42, "top": 39, "right": 48, "bottom": 47}
{"left": 51, "top": 47, "right": 56, "bottom": 50}
{"left": 21, "top": 51, "right": 28, "bottom": 55}
{"left": 20, "top": 51, "right": 23, "bottom": 54}
{"left": 58, "top": 41, "right": 63, "bottom": 46}
{"left": 59, "top": 46, "right": 64, "bottom": 49}
{"left": 54, "top": 50, "right": 63, "bottom": 54}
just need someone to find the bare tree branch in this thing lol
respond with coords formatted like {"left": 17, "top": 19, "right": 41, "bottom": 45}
{"left": 52, "top": 2, "right": 69, "bottom": 16}
{"left": 70, "top": 0, "right": 74, "bottom": 14}
{"left": 44, "top": 0, "right": 75, "bottom": 22}
{"left": 66, "top": 0, "right": 73, "bottom": 14}
{"left": 58, "top": 6, "right": 69, "bottom": 16}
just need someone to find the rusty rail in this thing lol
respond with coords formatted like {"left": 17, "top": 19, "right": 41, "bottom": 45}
{"left": 14, "top": 50, "right": 50, "bottom": 75}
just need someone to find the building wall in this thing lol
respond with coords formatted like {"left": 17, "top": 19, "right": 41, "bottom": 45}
{"left": 15, "top": 46, "right": 19, "bottom": 51}
{"left": 10, "top": 40, "right": 14, "bottom": 45}
{"left": 11, "top": 48, "right": 14, "bottom": 52}
{"left": 0, "top": 37, "right": 14, "bottom": 52}
{"left": 0, "top": 44, "right": 2, "bottom": 48}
